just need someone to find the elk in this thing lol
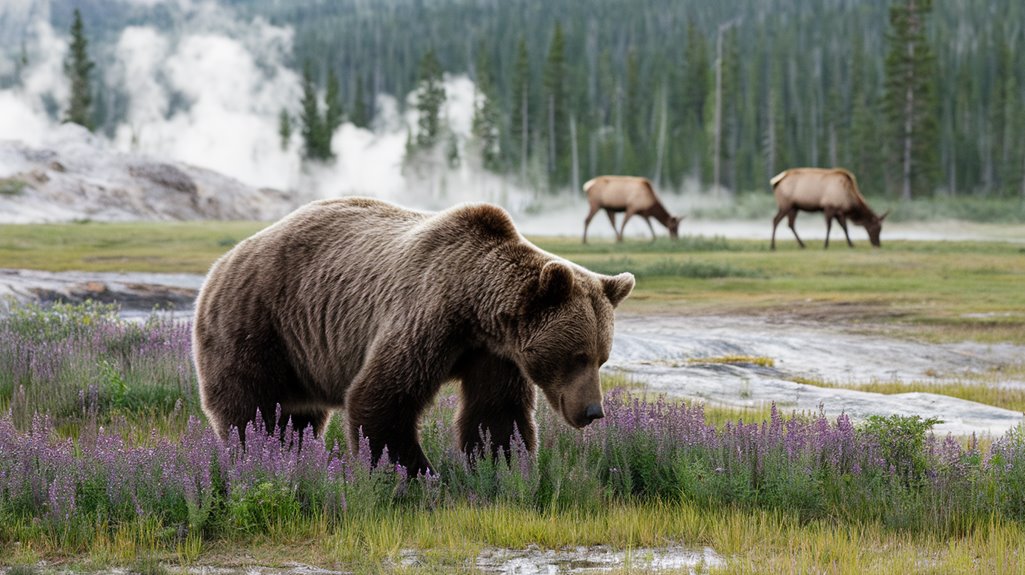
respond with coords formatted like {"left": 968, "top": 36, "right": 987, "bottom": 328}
{"left": 770, "top": 168, "right": 888, "bottom": 250}
{"left": 582, "top": 176, "right": 681, "bottom": 243}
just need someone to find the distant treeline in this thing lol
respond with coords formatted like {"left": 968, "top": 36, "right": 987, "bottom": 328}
{"left": 43, "top": 0, "right": 1025, "bottom": 198}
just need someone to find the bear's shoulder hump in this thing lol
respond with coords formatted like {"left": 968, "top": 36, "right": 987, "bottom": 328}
{"left": 442, "top": 203, "right": 519, "bottom": 241}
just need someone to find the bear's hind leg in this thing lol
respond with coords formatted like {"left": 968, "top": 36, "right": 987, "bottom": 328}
{"left": 455, "top": 351, "right": 537, "bottom": 460}
{"left": 197, "top": 335, "right": 304, "bottom": 444}
{"left": 278, "top": 408, "right": 331, "bottom": 440}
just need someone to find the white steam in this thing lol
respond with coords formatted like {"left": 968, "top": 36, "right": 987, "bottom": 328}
{"left": 0, "top": 20, "right": 67, "bottom": 145}
{"left": 0, "top": 3, "right": 607, "bottom": 237}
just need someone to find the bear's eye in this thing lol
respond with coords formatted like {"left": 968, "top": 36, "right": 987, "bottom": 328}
{"left": 572, "top": 353, "right": 590, "bottom": 368}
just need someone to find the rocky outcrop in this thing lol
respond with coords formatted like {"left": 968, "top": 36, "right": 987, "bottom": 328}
{"left": 0, "top": 124, "right": 300, "bottom": 223}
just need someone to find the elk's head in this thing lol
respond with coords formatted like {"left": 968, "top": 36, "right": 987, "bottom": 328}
{"left": 867, "top": 210, "right": 889, "bottom": 247}
{"left": 667, "top": 216, "right": 682, "bottom": 240}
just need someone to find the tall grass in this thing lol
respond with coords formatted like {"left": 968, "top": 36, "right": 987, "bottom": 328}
{"left": 2, "top": 301, "right": 1025, "bottom": 568}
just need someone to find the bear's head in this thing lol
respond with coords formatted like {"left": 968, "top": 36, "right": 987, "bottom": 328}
{"left": 513, "top": 261, "right": 635, "bottom": 429}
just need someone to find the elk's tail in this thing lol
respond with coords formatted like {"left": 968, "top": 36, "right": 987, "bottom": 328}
{"left": 583, "top": 177, "right": 599, "bottom": 194}
{"left": 769, "top": 171, "right": 788, "bottom": 188}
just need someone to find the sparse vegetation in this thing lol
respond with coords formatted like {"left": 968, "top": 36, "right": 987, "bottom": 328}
{"left": 2, "top": 229, "right": 1025, "bottom": 572}
{"left": 1, "top": 302, "right": 1025, "bottom": 574}
{"left": 0, "top": 178, "right": 28, "bottom": 196}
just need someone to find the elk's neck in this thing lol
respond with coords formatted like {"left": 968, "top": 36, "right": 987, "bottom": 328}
{"left": 648, "top": 201, "right": 671, "bottom": 223}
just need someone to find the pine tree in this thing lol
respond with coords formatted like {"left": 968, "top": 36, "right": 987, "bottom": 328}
{"left": 278, "top": 109, "right": 293, "bottom": 151}
{"left": 542, "top": 23, "right": 569, "bottom": 185}
{"left": 510, "top": 38, "right": 531, "bottom": 182}
{"left": 351, "top": 75, "right": 370, "bottom": 129}
{"left": 683, "top": 21, "right": 710, "bottom": 128}
{"left": 415, "top": 49, "right": 445, "bottom": 149}
{"left": 885, "top": 0, "right": 939, "bottom": 200}
{"left": 299, "top": 62, "right": 331, "bottom": 161}
{"left": 623, "top": 49, "right": 642, "bottom": 175}
{"left": 471, "top": 43, "right": 501, "bottom": 171}
{"left": 325, "top": 69, "right": 343, "bottom": 135}
{"left": 682, "top": 20, "right": 710, "bottom": 183}
{"left": 63, "top": 9, "right": 94, "bottom": 130}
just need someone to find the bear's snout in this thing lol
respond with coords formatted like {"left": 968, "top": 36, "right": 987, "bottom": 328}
{"left": 582, "top": 403, "right": 605, "bottom": 426}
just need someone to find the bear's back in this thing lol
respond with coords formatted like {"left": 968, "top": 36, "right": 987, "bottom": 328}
{"left": 196, "top": 197, "right": 523, "bottom": 395}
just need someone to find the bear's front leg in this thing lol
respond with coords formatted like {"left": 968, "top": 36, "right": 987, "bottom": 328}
{"left": 346, "top": 378, "right": 436, "bottom": 476}
{"left": 455, "top": 351, "right": 537, "bottom": 460}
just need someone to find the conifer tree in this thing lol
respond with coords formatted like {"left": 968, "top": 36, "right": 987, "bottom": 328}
{"left": 299, "top": 63, "right": 331, "bottom": 161}
{"left": 415, "top": 49, "right": 445, "bottom": 149}
{"left": 885, "top": 0, "right": 939, "bottom": 199}
{"left": 680, "top": 20, "right": 710, "bottom": 182}
{"left": 471, "top": 43, "right": 501, "bottom": 171}
{"left": 351, "top": 75, "right": 370, "bottom": 129}
{"left": 542, "top": 23, "right": 568, "bottom": 185}
{"left": 510, "top": 37, "right": 531, "bottom": 181}
{"left": 64, "top": 9, "right": 94, "bottom": 130}
{"left": 325, "top": 69, "right": 343, "bottom": 135}
{"left": 278, "top": 109, "right": 293, "bottom": 151}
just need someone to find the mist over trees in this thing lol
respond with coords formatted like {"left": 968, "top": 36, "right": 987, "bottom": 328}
{"left": 34, "top": 0, "right": 1025, "bottom": 198}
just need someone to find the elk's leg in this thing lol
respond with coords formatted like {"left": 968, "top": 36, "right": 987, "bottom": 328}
{"left": 583, "top": 203, "right": 601, "bottom": 244}
{"left": 771, "top": 208, "right": 787, "bottom": 250}
{"left": 604, "top": 209, "right": 619, "bottom": 241}
{"left": 787, "top": 209, "right": 806, "bottom": 248}
{"left": 643, "top": 216, "right": 657, "bottom": 242}
{"left": 618, "top": 210, "right": 637, "bottom": 243}
{"left": 836, "top": 214, "right": 854, "bottom": 247}
{"left": 823, "top": 209, "right": 834, "bottom": 249}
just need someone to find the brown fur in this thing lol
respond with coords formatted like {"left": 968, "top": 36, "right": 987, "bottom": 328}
{"left": 192, "top": 197, "right": 635, "bottom": 475}
{"left": 582, "top": 175, "right": 681, "bottom": 243}
{"left": 769, "top": 168, "right": 888, "bottom": 250}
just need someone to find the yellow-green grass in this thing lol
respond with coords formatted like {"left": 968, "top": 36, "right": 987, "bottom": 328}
{"left": 6, "top": 502, "right": 1022, "bottom": 574}
{"left": 686, "top": 355, "right": 776, "bottom": 368}
{"left": 0, "top": 221, "right": 265, "bottom": 273}
{"left": 792, "top": 363, "right": 1025, "bottom": 414}
{"left": 2, "top": 222, "right": 1023, "bottom": 342}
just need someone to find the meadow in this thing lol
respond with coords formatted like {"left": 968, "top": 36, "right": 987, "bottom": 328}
{"left": 1, "top": 221, "right": 1025, "bottom": 573}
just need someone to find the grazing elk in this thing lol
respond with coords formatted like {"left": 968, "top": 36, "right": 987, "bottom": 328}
{"left": 770, "top": 168, "right": 888, "bottom": 250}
{"left": 582, "top": 176, "right": 681, "bottom": 243}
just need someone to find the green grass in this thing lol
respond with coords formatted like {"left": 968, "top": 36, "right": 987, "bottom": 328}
{"left": 0, "top": 221, "right": 265, "bottom": 273}
{"left": 3, "top": 222, "right": 1025, "bottom": 345}
{"left": 5, "top": 502, "right": 1022, "bottom": 573}
{"left": 539, "top": 235, "right": 1025, "bottom": 343}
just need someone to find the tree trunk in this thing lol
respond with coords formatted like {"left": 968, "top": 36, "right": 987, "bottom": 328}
{"left": 548, "top": 94, "right": 556, "bottom": 181}
{"left": 615, "top": 81, "right": 623, "bottom": 173}
{"left": 902, "top": 23, "right": 915, "bottom": 202}
{"left": 520, "top": 85, "right": 528, "bottom": 184}
{"left": 570, "top": 114, "right": 579, "bottom": 194}
{"left": 766, "top": 85, "right": 776, "bottom": 182}
{"left": 654, "top": 89, "right": 667, "bottom": 188}
{"left": 1021, "top": 144, "right": 1025, "bottom": 199}
{"left": 714, "top": 28, "right": 723, "bottom": 197}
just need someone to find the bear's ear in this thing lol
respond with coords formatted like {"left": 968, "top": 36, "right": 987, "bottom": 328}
{"left": 601, "top": 272, "right": 635, "bottom": 308}
{"left": 536, "top": 261, "right": 575, "bottom": 306}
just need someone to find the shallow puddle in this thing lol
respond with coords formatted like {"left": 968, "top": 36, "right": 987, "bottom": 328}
{"left": 403, "top": 545, "right": 724, "bottom": 574}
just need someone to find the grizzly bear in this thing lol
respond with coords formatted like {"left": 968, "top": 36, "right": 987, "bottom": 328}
{"left": 193, "top": 197, "right": 634, "bottom": 475}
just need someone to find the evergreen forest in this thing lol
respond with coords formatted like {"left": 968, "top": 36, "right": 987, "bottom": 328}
{"left": 34, "top": 0, "right": 1025, "bottom": 198}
